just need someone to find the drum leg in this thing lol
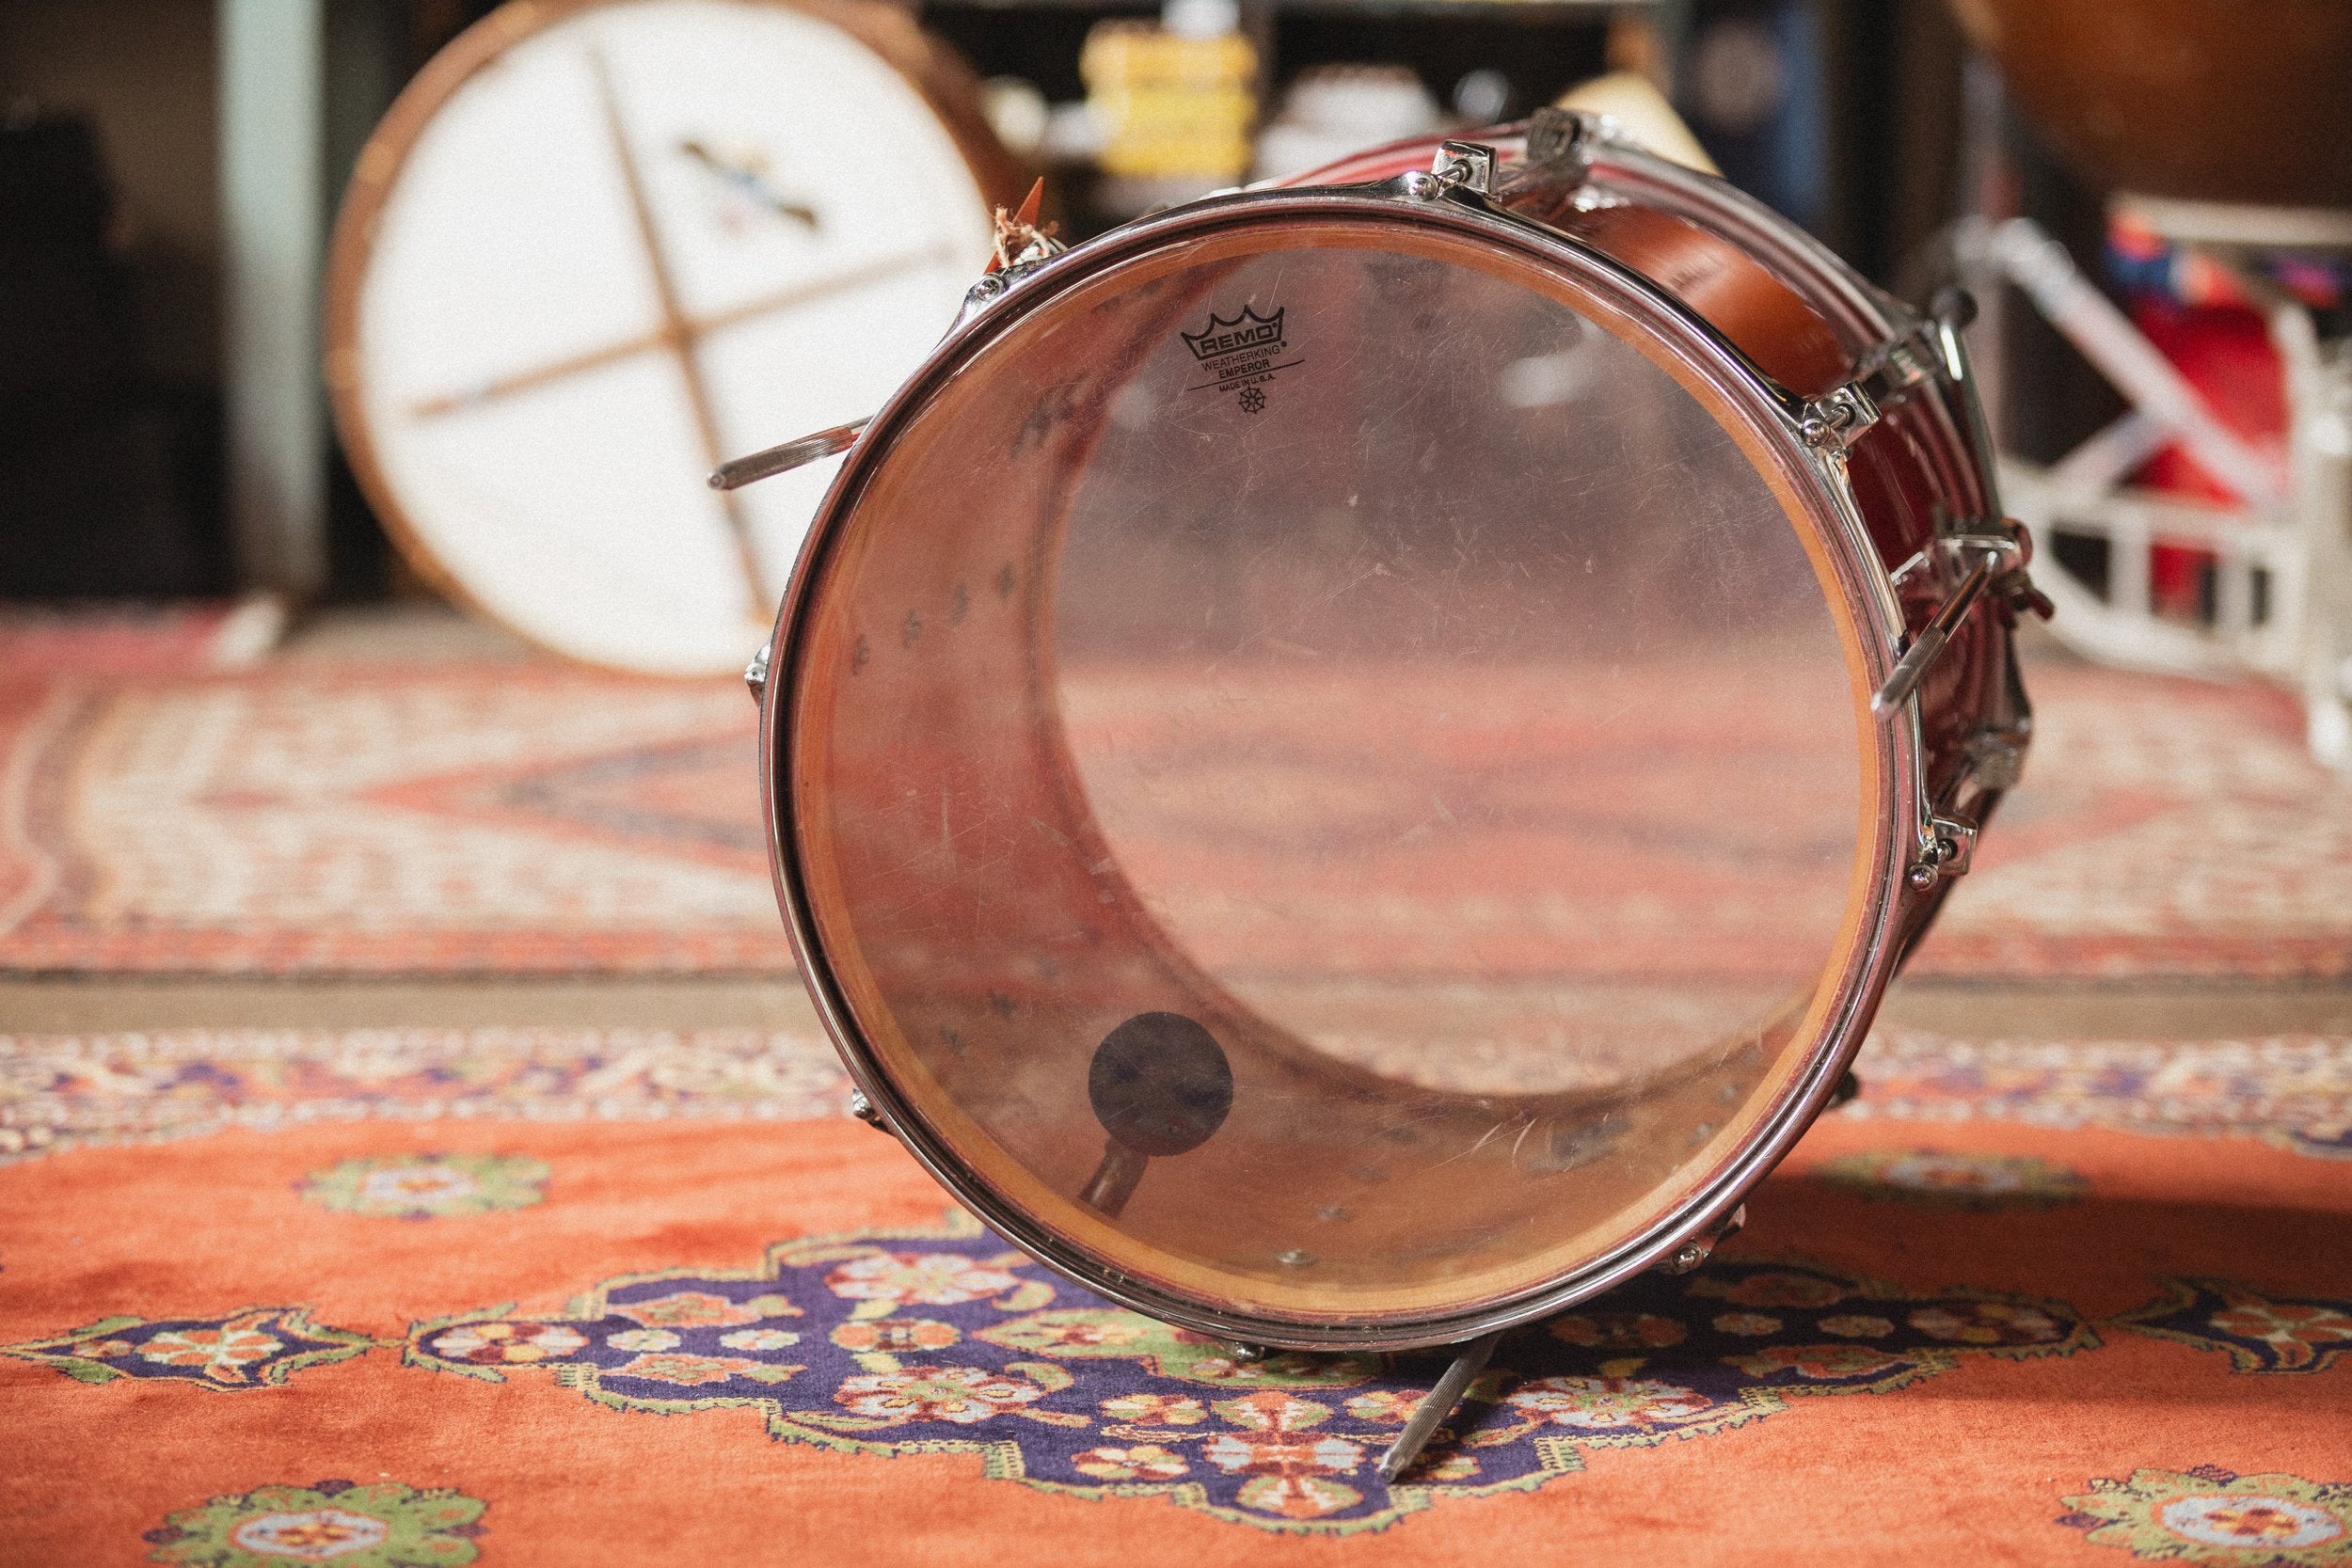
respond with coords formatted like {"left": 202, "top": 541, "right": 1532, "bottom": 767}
{"left": 1076, "top": 1139, "right": 1150, "bottom": 1217}
{"left": 1375, "top": 1330, "right": 1504, "bottom": 1483}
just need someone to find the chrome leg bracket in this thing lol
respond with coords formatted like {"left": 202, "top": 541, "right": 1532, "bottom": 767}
{"left": 1853, "top": 322, "right": 1942, "bottom": 411}
{"left": 1873, "top": 549, "right": 1995, "bottom": 715}
{"left": 709, "top": 419, "right": 870, "bottom": 493}
{"left": 1874, "top": 529, "right": 2048, "bottom": 719}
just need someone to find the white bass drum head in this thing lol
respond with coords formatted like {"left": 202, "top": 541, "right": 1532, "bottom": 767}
{"left": 329, "top": 0, "right": 1010, "bottom": 673}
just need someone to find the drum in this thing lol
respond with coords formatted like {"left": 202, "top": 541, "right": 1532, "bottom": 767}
{"left": 753, "top": 112, "right": 2042, "bottom": 1351}
{"left": 326, "top": 0, "right": 1022, "bottom": 673}
{"left": 1950, "top": 0, "right": 2352, "bottom": 210}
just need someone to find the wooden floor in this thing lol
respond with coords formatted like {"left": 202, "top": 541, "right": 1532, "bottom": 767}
{"left": 10, "top": 969, "right": 2349, "bottom": 1048}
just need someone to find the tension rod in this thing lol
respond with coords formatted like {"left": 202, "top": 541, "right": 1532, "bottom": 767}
{"left": 1871, "top": 550, "right": 1995, "bottom": 716}
{"left": 708, "top": 418, "right": 871, "bottom": 493}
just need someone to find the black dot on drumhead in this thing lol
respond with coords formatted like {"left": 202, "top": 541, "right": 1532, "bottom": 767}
{"left": 1088, "top": 1012, "right": 1233, "bottom": 1158}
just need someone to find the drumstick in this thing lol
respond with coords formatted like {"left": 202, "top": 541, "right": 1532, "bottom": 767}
{"left": 1078, "top": 1011, "right": 1233, "bottom": 1220}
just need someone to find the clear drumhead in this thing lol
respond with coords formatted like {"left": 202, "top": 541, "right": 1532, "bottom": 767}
{"left": 784, "top": 208, "right": 1883, "bottom": 1337}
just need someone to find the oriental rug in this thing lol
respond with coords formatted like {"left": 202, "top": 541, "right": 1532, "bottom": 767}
{"left": 0, "top": 600, "right": 276, "bottom": 676}
{"left": 1, "top": 1024, "right": 2346, "bottom": 1564}
{"left": 0, "top": 661, "right": 785, "bottom": 974}
{"left": 0, "top": 643, "right": 2344, "bottom": 979}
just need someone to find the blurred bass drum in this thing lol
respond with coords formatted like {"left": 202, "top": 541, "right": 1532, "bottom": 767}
{"left": 327, "top": 0, "right": 1021, "bottom": 673}
{"left": 759, "top": 115, "right": 2039, "bottom": 1348}
{"left": 1950, "top": 0, "right": 2352, "bottom": 208}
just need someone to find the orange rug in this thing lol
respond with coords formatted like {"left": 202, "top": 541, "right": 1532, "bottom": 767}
{"left": 3, "top": 1025, "right": 2346, "bottom": 1563}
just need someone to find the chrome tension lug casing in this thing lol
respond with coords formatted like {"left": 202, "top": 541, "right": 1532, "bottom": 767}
{"left": 743, "top": 641, "right": 771, "bottom": 705}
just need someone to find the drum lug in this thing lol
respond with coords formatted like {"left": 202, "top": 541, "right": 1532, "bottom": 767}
{"left": 1430, "top": 140, "right": 1499, "bottom": 197}
{"left": 1906, "top": 813, "right": 1979, "bottom": 891}
{"left": 846, "top": 1087, "right": 892, "bottom": 1133}
{"left": 1800, "top": 383, "right": 1881, "bottom": 451}
{"left": 1854, "top": 324, "right": 1941, "bottom": 408}
{"left": 1521, "top": 106, "right": 1591, "bottom": 174}
{"left": 1392, "top": 141, "right": 1500, "bottom": 205}
{"left": 1656, "top": 1203, "right": 1747, "bottom": 1275}
{"left": 743, "top": 641, "right": 770, "bottom": 705}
